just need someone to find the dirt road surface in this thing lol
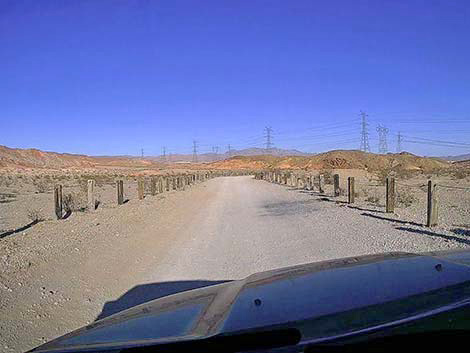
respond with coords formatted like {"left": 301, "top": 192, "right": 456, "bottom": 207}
{"left": 1, "top": 176, "right": 468, "bottom": 352}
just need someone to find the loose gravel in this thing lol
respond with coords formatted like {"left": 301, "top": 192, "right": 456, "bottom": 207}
{"left": 0, "top": 176, "right": 469, "bottom": 352}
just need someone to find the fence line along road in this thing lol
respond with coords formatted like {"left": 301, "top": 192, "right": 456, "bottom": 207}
{"left": 51, "top": 170, "right": 253, "bottom": 220}
{"left": 255, "top": 170, "right": 470, "bottom": 228}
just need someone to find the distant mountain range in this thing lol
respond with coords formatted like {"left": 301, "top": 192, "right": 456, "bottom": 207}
{"left": 0, "top": 145, "right": 310, "bottom": 168}
{"left": 147, "top": 147, "right": 311, "bottom": 163}
{"left": 0, "top": 145, "right": 457, "bottom": 172}
{"left": 440, "top": 153, "right": 470, "bottom": 162}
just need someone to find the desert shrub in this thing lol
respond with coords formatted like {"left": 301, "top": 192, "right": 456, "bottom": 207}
{"left": 395, "top": 169, "right": 417, "bottom": 180}
{"left": 63, "top": 191, "right": 86, "bottom": 212}
{"left": 319, "top": 170, "right": 333, "bottom": 184}
{"left": 77, "top": 178, "right": 89, "bottom": 194}
{"left": 366, "top": 195, "right": 380, "bottom": 204}
{"left": 0, "top": 176, "right": 13, "bottom": 187}
{"left": 396, "top": 190, "right": 416, "bottom": 208}
{"left": 452, "top": 169, "right": 470, "bottom": 180}
{"left": 95, "top": 175, "right": 115, "bottom": 187}
{"left": 27, "top": 208, "right": 44, "bottom": 222}
{"left": 376, "top": 169, "right": 391, "bottom": 186}
{"left": 33, "top": 179, "right": 49, "bottom": 193}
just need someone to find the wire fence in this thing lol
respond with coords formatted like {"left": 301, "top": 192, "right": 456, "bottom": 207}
{"left": 256, "top": 170, "right": 470, "bottom": 228}
{"left": 0, "top": 170, "right": 252, "bottom": 239}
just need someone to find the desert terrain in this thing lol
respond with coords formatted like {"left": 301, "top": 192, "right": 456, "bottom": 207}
{"left": 0, "top": 146, "right": 469, "bottom": 352}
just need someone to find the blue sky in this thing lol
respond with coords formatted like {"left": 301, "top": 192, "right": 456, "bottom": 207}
{"left": 1, "top": 0, "right": 470, "bottom": 156}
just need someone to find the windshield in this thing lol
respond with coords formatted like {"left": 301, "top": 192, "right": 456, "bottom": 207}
{"left": 0, "top": 1, "right": 469, "bottom": 352}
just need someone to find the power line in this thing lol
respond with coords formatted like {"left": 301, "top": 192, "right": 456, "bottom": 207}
{"left": 359, "top": 111, "right": 370, "bottom": 152}
{"left": 397, "top": 119, "right": 470, "bottom": 124}
{"left": 401, "top": 135, "right": 470, "bottom": 147}
{"left": 275, "top": 120, "right": 359, "bottom": 137}
{"left": 264, "top": 126, "right": 274, "bottom": 153}
{"left": 274, "top": 130, "right": 359, "bottom": 143}
{"left": 192, "top": 140, "right": 198, "bottom": 163}
{"left": 403, "top": 140, "right": 470, "bottom": 149}
{"left": 376, "top": 125, "right": 389, "bottom": 154}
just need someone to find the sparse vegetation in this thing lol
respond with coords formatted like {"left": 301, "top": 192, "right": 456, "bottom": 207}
{"left": 63, "top": 191, "right": 86, "bottom": 212}
{"left": 377, "top": 169, "right": 391, "bottom": 185}
{"left": 394, "top": 168, "right": 418, "bottom": 180}
{"left": 451, "top": 169, "right": 470, "bottom": 180}
{"left": 319, "top": 169, "right": 333, "bottom": 184}
{"left": 396, "top": 190, "right": 416, "bottom": 208}
{"left": 33, "top": 179, "right": 49, "bottom": 193}
{"left": 366, "top": 195, "right": 380, "bottom": 205}
{"left": 26, "top": 208, "right": 43, "bottom": 223}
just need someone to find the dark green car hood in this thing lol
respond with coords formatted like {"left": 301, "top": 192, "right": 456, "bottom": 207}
{"left": 32, "top": 249, "right": 470, "bottom": 352}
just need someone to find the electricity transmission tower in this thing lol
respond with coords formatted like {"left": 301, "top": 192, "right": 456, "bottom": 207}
{"left": 192, "top": 140, "right": 198, "bottom": 163}
{"left": 376, "top": 125, "right": 389, "bottom": 154}
{"left": 227, "top": 144, "right": 232, "bottom": 157}
{"left": 162, "top": 146, "right": 167, "bottom": 163}
{"left": 264, "top": 126, "right": 274, "bottom": 153}
{"left": 212, "top": 146, "right": 219, "bottom": 160}
{"left": 396, "top": 132, "right": 403, "bottom": 153}
{"left": 359, "top": 111, "right": 370, "bottom": 152}
{"left": 141, "top": 148, "right": 144, "bottom": 158}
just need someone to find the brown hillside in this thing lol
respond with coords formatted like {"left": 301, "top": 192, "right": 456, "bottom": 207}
{"left": 209, "top": 150, "right": 451, "bottom": 171}
{"left": 0, "top": 146, "right": 452, "bottom": 172}
{"left": 0, "top": 145, "right": 159, "bottom": 169}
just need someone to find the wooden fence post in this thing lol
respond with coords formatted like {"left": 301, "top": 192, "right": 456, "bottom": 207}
{"left": 116, "top": 180, "right": 124, "bottom": 205}
{"left": 426, "top": 180, "right": 438, "bottom": 227}
{"left": 334, "top": 174, "right": 340, "bottom": 196}
{"left": 138, "top": 178, "right": 145, "bottom": 200}
{"left": 150, "top": 177, "right": 157, "bottom": 196}
{"left": 386, "top": 177, "right": 395, "bottom": 213}
{"left": 87, "top": 180, "right": 95, "bottom": 211}
{"left": 318, "top": 174, "right": 324, "bottom": 193}
{"left": 165, "top": 177, "right": 170, "bottom": 191}
{"left": 348, "top": 177, "right": 355, "bottom": 204}
{"left": 54, "top": 184, "right": 63, "bottom": 220}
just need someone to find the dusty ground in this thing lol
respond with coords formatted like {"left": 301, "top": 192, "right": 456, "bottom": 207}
{"left": 0, "top": 168, "right": 208, "bottom": 234}
{"left": 323, "top": 168, "right": 470, "bottom": 229}
{"left": 1, "top": 175, "right": 469, "bottom": 352}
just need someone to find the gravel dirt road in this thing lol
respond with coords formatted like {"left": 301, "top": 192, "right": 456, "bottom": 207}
{"left": 1, "top": 176, "right": 468, "bottom": 352}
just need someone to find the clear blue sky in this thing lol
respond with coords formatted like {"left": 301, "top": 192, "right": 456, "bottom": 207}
{"left": 1, "top": 0, "right": 470, "bottom": 156}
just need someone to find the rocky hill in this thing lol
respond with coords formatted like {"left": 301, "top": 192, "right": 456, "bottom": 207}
{"left": 0, "top": 146, "right": 158, "bottom": 169}
{"left": 209, "top": 150, "right": 451, "bottom": 172}
{"left": 0, "top": 145, "right": 452, "bottom": 172}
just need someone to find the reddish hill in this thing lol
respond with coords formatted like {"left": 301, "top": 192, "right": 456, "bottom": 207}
{"left": 0, "top": 146, "right": 159, "bottom": 169}
{"left": 0, "top": 146, "right": 452, "bottom": 172}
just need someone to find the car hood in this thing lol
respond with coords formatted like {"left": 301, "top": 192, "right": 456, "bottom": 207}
{"left": 32, "top": 249, "right": 470, "bottom": 352}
